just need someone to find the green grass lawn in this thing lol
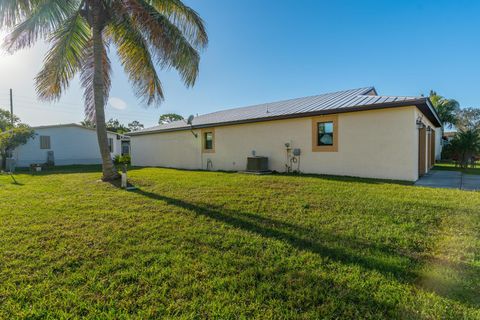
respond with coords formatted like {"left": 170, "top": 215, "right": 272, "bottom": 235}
{"left": 434, "top": 162, "right": 480, "bottom": 175}
{"left": 1, "top": 167, "right": 479, "bottom": 319}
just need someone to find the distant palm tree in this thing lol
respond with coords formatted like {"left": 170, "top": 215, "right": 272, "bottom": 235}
{"left": 429, "top": 91, "right": 460, "bottom": 132}
{"left": 1, "top": 0, "right": 207, "bottom": 180}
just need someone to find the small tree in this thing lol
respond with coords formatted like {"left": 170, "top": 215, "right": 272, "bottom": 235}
{"left": 0, "top": 109, "right": 35, "bottom": 170}
{"left": 0, "top": 109, "right": 19, "bottom": 130}
{"left": 456, "top": 107, "right": 480, "bottom": 131}
{"left": 81, "top": 119, "right": 96, "bottom": 128}
{"left": 0, "top": 124, "right": 34, "bottom": 170}
{"left": 106, "top": 118, "right": 130, "bottom": 134}
{"left": 159, "top": 113, "right": 184, "bottom": 124}
{"left": 128, "top": 120, "right": 144, "bottom": 132}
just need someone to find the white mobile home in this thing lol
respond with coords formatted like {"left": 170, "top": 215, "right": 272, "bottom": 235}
{"left": 129, "top": 87, "right": 442, "bottom": 181}
{"left": 11, "top": 124, "right": 130, "bottom": 167}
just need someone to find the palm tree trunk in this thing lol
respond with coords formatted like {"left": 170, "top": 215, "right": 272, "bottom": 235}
{"left": 92, "top": 6, "right": 119, "bottom": 181}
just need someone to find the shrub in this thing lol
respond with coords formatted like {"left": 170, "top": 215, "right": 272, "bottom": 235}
{"left": 441, "top": 141, "right": 456, "bottom": 160}
{"left": 114, "top": 154, "right": 131, "bottom": 166}
{"left": 449, "top": 129, "right": 480, "bottom": 167}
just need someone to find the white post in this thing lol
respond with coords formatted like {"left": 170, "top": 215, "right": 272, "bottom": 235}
{"left": 121, "top": 164, "right": 127, "bottom": 189}
{"left": 121, "top": 172, "right": 127, "bottom": 189}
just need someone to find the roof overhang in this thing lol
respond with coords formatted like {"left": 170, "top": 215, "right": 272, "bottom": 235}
{"left": 129, "top": 99, "right": 442, "bottom": 136}
{"left": 423, "top": 98, "right": 443, "bottom": 128}
{"left": 32, "top": 123, "right": 131, "bottom": 137}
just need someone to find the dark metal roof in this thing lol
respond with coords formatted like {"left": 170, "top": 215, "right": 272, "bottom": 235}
{"left": 130, "top": 87, "right": 442, "bottom": 135}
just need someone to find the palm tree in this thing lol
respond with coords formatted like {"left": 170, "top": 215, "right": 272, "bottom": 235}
{"left": 429, "top": 91, "right": 460, "bottom": 132}
{"left": 452, "top": 129, "right": 480, "bottom": 168}
{"left": 1, "top": 0, "right": 207, "bottom": 180}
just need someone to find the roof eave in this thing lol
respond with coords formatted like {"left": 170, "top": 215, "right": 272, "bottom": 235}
{"left": 129, "top": 99, "right": 439, "bottom": 136}
{"left": 32, "top": 123, "right": 132, "bottom": 137}
{"left": 424, "top": 98, "right": 443, "bottom": 128}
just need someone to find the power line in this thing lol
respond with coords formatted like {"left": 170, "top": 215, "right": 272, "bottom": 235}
{"left": 11, "top": 97, "right": 155, "bottom": 113}
{"left": 1, "top": 92, "right": 164, "bottom": 126}
{"left": 10, "top": 96, "right": 160, "bottom": 118}
{"left": 8, "top": 103, "right": 158, "bottom": 124}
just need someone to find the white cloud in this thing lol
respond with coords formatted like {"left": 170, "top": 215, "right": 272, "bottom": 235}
{"left": 108, "top": 97, "right": 127, "bottom": 110}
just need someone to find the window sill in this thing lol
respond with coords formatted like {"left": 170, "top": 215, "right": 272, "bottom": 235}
{"left": 312, "top": 145, "right": 338, "bottom": 152}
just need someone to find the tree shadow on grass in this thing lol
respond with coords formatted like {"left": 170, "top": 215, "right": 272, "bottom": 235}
{"left": 132, "top": 187, "right": 480, "bottom": 308}
{"left": 132, "top": 189, "right": 416, "bottom": 279}
{"left": 182, "top": 237, "right": 408, "bottom": 318}
{"left": 0, "top": 174, "right": 24, "bottom": 186}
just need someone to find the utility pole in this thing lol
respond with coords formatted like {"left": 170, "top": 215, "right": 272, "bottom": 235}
{"left": 9, "top": 88, "right": 13, "bottom": 127}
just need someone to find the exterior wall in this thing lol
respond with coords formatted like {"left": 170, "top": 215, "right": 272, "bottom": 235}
{"left": 13, "top": 126, "right": 123, "bottom": 167}
{"left": 132, "top": 106, "right": 422, "bottom": 181}
{"left": 131, "top": 130, "right": 202, "bottom": 169}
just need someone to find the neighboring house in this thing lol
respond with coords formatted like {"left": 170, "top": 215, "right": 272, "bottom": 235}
{"left": 11, "top": 124, "right": 130, "bottom": 167}
{"left": 129, "top": 87, "right": 442, "bottom": 181}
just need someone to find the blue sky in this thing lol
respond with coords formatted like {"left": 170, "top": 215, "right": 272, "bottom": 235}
{"left": 0, "top": 0, "right": 479, "bottom": 127}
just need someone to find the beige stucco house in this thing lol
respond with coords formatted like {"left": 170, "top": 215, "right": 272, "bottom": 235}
{"left": 129, "top": 87, "right": 442, "bottom": 181}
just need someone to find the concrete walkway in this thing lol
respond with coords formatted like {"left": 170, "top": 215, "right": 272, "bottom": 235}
{"left": 414, "top": 170, "right": 480, "bottom": 191}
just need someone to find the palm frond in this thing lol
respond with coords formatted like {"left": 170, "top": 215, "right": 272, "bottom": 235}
{"left": 106, "top": 11, "right": 163, "bottom": 105}
{"left": 80, "top": 40, "right": 111, "bottom": 121}
{"left": 4, "top": 0, "right": 80, "bottom": 51}
{"left": 123, "top": 0, "right": 200, "bottom": 87}
{"left": 0, "top": 0, "right": 35, "bottom": 28}
{"left": 35, "top": 10, "right": 91, "bottom": 101}
{"left": 429, "top": 90, "right": 460, "bottom": 128}
{"left": 147, "top": 0, "right": 208, "bottom": 49}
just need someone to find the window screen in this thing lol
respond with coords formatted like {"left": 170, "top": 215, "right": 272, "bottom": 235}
{"left": 40, "top": 136, "right": 51, "bottom": 149}
{"left": 108, "top": 138, "right": 113, "bottom": 153}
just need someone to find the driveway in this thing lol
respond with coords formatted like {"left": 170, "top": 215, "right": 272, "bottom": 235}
{"left": 415, "top": 170, "right": 480, "bottom": 191}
